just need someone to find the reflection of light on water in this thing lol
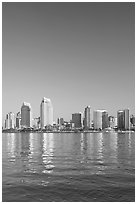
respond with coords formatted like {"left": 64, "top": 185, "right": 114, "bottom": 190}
{"left": 128, "top": 133, "right": 132, "bottom": 155}
{"left": 80, "top": 133, "right": 84, "bottom": 153}
{"left": 29, "top": 133, "right": 35, "bottom": 157}
{"left": 7, "top": 133, "right": 16, "bottom": 161}
{"left": 96, "top": 133, "right": 108, "bottom": 175}
{"left": 42, "top": 133, "right": 54, "bottom": 173}
{"left": 97, "top": 133, "right": 103, "bottom": 161}
{"left": 110, "top": 132, "right": 118, "bottom": 158}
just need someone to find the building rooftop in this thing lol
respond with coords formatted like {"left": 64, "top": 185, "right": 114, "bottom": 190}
{"left": 42, "top": 97, "right": 51, "bottom": 103}
{"left": 22, "top": 102, "right": 31, "bottom": 108}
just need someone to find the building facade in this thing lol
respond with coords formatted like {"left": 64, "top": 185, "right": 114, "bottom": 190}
{"left": 117, "top": 109, "right": 130, "bottom": 130}
{"left": 16, "top": 112, "right": 21, "bottom": 129}
{"left": 32, "top": 117, "right": 40, "bottom": 129}
{"left": 57, "top": 118, "right": 64, "bottom": 126}
{"left": 5, "top": 112, "right": 15, "bottom": 129}
{"left": 40, "top": 97, "right": 53, "bottom": 129}
{"left": 21, "top": 102, "right": 32, "bottom": 128}
{"left": 83, "top": 106, "right": 91, "bottom": 129}
{"left": 93, "top": 110, "right": 109, "bottom": 130}
{"left": 130, "top": 115, "right": 135, "bottom": 126}
{"left": 72, "top": 113, "right": 82, "bottom": 128}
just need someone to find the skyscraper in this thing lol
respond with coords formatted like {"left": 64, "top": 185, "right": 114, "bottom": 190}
{"left": 57, "top": 118, "right": 64, "bottom": 126}
{"left": 5, "top": 112, "right": 15, "bottom": 129}
{"left": 40, "top": 97, "right": 53, "bottom": 129}
{"left": 117, "top": 109, "right": 129, "bottom": 130}
{"left": 72, "top": 113, "right": 82, "bottom": 128}
{"left": 124, "top": 109, "right": 130, "bottom": 130}
{"left": 93, "top": 110, "right": 109, "bottom": 130}
{"left": 5, "top": 113, "right": 10, "bottom": 129}
{"left": 16, "top": 112, "right": 21, "bottom": 129}
{"left": 83, "top": 106, "right": 91, "bottom": 129}
{"left": 21, "top": 102, "right": 32, "bottom": 128}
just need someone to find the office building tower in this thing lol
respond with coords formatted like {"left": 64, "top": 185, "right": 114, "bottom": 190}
{"left": 130, "top": 115, "right": 135, "bottom": 126}
{"left": 5, "top": 112, "right": 15, "bottom": 129}
{"left": 114, "top": 117, "right": 117, "bottom": 127}
{"left": 40, "top": 97, "right": 53, "bottom": 129}
{"left": 93, "top": 110, "right": 109, "bottom": 130}
{"left": 9, "top": 112, "right": 15, "bottom": 129}
{"left": 72, "top": 113, "right": 82, "bottom": 128}
{"left": 57, "top": 118, "right": 64, "bottom": 126}
{"left": 5, "top": 113, "right": 10, "bottom": 129}
{"left": 16, "top": 112, "right": 21, "bottom": 129}
{"left": 83, "top": 106, "right": 91, "bottom": 129}
{"left": 124, "top": 109, "right": 130, "bottom": 130}
{"left": 32, "top": 117, "right": 40, "bottom": 129}
{"left": 21, "top": 102, "right": 32, "bottom": 128}
{"left": 117, "top": 109, "right": 129, "bottom": 130}
{"left": 108, "top": 116, "right": 115, "bottom": 128}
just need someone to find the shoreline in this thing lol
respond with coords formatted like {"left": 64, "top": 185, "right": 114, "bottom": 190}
{"left": 2, "top": 129, "right": 135, "bottom": 134}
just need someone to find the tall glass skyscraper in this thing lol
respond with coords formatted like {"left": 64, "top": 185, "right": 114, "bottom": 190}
{"left": 40, "top": 97, "right": 53, "bottom": 129}
{"left": 117, "top": 109, "right": 130, "bottom": 130}
{"left": 72, "top": 113, "right": 82, "bottom": 128}
{"left": 83, "top": 106, "right": 91, "bottom": 129}
{"left": 5, "top": 112, "right": 15, "bottom": 129}
{"left": 21, "top": 102, "right": 32, "bottom": 128}
{"left": 16, "top": 112, "right": 21, "bottom": 129}
{"left": 93, "top": 110, "right": 109, "bottom": 130}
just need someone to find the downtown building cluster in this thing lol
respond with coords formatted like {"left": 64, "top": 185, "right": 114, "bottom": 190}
{"left": 3, "top": 97, "right": 135, "bottom": 131}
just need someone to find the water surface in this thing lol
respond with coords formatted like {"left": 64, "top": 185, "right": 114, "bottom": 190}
{"left": 2, "top": 132, "right": 135, "bottom": 202}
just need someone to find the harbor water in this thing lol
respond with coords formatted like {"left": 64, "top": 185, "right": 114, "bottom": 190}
{"left": 2, "top": 132, "right": 135, "bottom": 202}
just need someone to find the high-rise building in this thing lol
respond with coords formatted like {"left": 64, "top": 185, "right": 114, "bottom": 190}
{"left": 124, "top": 109, "right": 130, "bottom": 130}
{"left": 83, "top": 106, "right": 91, "bottom": 129}
{"left": 93, "top": 110, "right": 109, "bottom": 130}
{"left": 108, "top": 116, "right": 115, "bottom": 128}
{"left": 114, "top": 117, "right": 117, "bottom": 127}
{"left": 130, "top": 115, "right": 135, "bottom": 126}
{"left": 32, "top": 117, "right": 40, "bottom": 129}
{"left": 117, "top": 109, "right": 129, "bottom": 130}
{"left": 5, "top": 113, "right": 10, "bottom": 129}
{"left": 16, "top": 112, "right": 21, "bottom": 129}
{"left": 72, "top": 113, "right": 82, "bottom": 128}
{"left": 57, "top": 118, "right": 64, "bottom": 126}
{"left": 40, "top": 97, "right": 53, "bottom": 129}
{"left": 5, "top": 112, "right": 15, "bottom": 129}
{"left": 21, "top": 102, "right": 32, "bottom": 128}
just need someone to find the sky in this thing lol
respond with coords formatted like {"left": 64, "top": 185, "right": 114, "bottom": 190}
{"left": 2, "top": 2, "right": 135, "bottom": 123}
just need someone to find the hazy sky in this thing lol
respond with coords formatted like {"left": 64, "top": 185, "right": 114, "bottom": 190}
{"left": 2, "top": 2, "right": 135, "bottom": 122}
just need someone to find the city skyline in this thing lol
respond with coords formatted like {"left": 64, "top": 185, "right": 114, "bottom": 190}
{"left": 2, "top": 2, "right": 135, "bottom": 123}
{"left": 3, "top": 97, "right": 133, "bottom": 125}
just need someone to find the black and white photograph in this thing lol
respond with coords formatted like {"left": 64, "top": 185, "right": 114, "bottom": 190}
{"left": 2, "top": 2, "right": 135, "bottom": 202}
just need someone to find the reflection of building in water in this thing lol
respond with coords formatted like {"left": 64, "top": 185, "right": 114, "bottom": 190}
{"left": 29, "top": 133, "right": 35, "bottom": 156}
{"left": 26, "top": 133, "right": 43, "bottom": 173}
{"left": 87, "top": 133, "right": 94, "bottom": 155}
{"left": 96, "top": 133, "right": 103, "bottom": 160}
{"left": 7, "top": 133, "right": 16, "bottom": 158}
{"left": 42, "top": 133, "right": 54, "bottom": 173}
{"left": 20, "top": 133, "right": 30, "bottom": 154}
{"left": 29, "top": 133, "right": 42, "bottom": 157}
{"left": 109, "top": 132, "right": 118, "bottom": 162}
{"left": 80, "top": 133, "right": 88, "bottom": 155}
